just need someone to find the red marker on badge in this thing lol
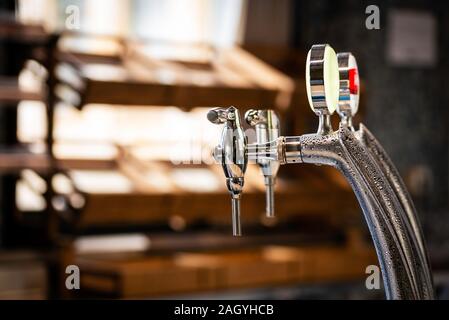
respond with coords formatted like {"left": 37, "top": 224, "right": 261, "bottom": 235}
{"left": 349, "top": 68, "right": 359, "bottom": 94}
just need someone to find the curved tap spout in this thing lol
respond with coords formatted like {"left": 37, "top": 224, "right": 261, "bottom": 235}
{"left": 280, "top": 124, "right": 432, "bottom": 299}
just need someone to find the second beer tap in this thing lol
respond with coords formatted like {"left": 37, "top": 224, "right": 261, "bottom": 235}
{"left": 245, "top": 109, "right": 280, "bottom": 218}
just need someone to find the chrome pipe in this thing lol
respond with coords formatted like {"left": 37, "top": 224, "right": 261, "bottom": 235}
{"left": 335, "top": 52, "right": 434, "bottom": 298}
{"left": 279, "top": 126, "right": 428, "bottom": 299}
{"left": 357, "top": 124, "right": 434, "bottom": 299}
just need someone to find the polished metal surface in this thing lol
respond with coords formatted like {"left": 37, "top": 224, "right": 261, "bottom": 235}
{"left": 244, "top": 124, "right": 434, "bottom": 298}
{"left": 336, "top": 52, "right": 434, "bottom": 298}
{"left": 245, "top": 109, "right": 280, "bottom": 217}
{"left": 207, "top": 106, "right": 247, "bottom": 236}
{"left": 206, "top": 44, "right": 434, "bottom": 299}
{"left": 306, "top": 44, "right": 339, "bottom": 135}
{"left": 357, "top": 124, "right": 434, "bottom": 299}
{"left": 245, "top": 125, "right": 434, "bottom": 299}
{"left": 337, "top": 52, "right": 359, "bottom": 130}
{"left": 279, "top": 126, "right": 424, "bottom": 299}
{"left": 306, "top": 44, "right": 339, "bottom": 114}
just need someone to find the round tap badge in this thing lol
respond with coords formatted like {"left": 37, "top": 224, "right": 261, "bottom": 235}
{"left": 337, "top": 52, "right": 360, "bottom": 117}
{"left": 305, "top": 44, "right": 340, "bottom": 115}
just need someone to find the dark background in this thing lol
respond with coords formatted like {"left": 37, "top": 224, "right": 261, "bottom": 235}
{"left": 293, "top": 0, "right": 449, "bottom": 250}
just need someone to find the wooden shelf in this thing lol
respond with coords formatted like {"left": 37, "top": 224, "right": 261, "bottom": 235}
{"left": 0, "top": 77, "right": 44, "bottom": 103}
{"left": 0, "top": 250, "right": 47, "bottom": 300}
{"left": 75, "top": 244, "right": 377, "bottom": 298}
{"left": 0, "top": 145, "right": 118, "bottom": 174}
{"left": 54, "top": 36, "right": 295, "bottom": 111}
{"left": 0, "top": 18, "right": 49, "bottom": 44}
{"left": 0, "top": 145, "right": 49, "bottom": 173}
{"left": 10, "top": 148, "right": 359, "bottom": 230}
{"left": 52, "top": 155, "right": 359, "bottom": 229}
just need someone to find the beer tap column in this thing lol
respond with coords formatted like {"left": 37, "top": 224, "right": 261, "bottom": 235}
{"left": 205, "top": 44, "right": 433, "bottom": 299}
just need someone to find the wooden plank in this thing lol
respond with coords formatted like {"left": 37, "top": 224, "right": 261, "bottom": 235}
{"left": 0, "top": 251, "right": 47, "bottom": 300}
{"left": 67, "top": 154, "right": 358, "bottom": 228}
{"left": 78, "top": 257, "right": 207, "bottom": 297}
{"left": 0, "top": 152, "right": 117, "bottom": 174}
{"left": 0, "top": 77, "right": 43, "bottom": 103}
{"left": 0, "top": 19, "right": 49, "bottom": 44}
{"left": 75, "top": 244, "right": 377, "bottom": 298}
{"left": 55, "top": 40, "right": 292, "bottom": 109}
{"left": 219, "top": 47, "right": 295, "bottom": 110}
{"left": 75, "top": 184, "right": 358, "bottom": 229}
{"left": 0, "top": 151, "right": 49, "bottom": 173}
{"left": 83, "top": 80, "right": 278, "bottom": 109}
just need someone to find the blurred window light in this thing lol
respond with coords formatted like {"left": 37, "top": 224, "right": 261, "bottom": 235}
{"left": 18, "top": 0, "right": 246, "bottom": 46}
{"left": 83, "top": 0, "right": 130, "bottom": 36}
{"left": 17, "top": 0, "right": 59, "bottom": 30}
{"left": 18, "top": 102, "right": 221, "bottom": 163}
{"left": 133, "top": 0, "right": 246, "bottom": 46}
{"left": 16, "top": 179, "right": 47, "bottom": 211}
{"left": 74, "top": 234, "right": 151, "bottom": 254}
{"left": 16, "top": 0, "right": 239, "bottom": 163}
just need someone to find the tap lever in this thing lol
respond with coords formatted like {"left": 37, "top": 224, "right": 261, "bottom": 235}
{"left": 207, "top": 107, "right": 235, "bottom": 124}
{"left": 208, "top": 106, "right": 247, "bottom": 235}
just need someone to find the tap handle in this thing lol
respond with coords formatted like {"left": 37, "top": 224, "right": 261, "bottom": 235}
{"left": 207, "top": 108, "right": 229, "bottom": 124}
{"left": 305, "top": 44, "right": 340, "bottom": 135}
{"left": 245, "top": 109, "right": 280, "bottom": 218}
{"left": 245, "top": 109, "right": 280, "bottom": 139}
{"left": 207, "top": 106, "right": 247, "bottom": 236}
{"left": 207, "top": 107, "right": 240, "bottom": 125}
{"left": 337, "top": 52, "right": 360, "bottom": 127}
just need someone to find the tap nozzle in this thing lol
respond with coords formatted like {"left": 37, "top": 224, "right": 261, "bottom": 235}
{"left": 245, "top": 109, "right": 280, "bottom": 218}
{"left": 305, "top": 44, "right": 340, "bottom": 135}
{"left": 336, "top": 52, "right": 360, "bottom": 131}
{"left": 207, "top": 106, "right": 248, "bottom": 236}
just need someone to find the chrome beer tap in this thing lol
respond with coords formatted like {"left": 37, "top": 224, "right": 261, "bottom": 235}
{"left": 207, "top": 44, "right": 433, "bottom": 299}
{"left": 244, "top": 109, "right": 280, "bottom": 217}
{"left": 207, "top": 106, "right": 248, "bottom": 236}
